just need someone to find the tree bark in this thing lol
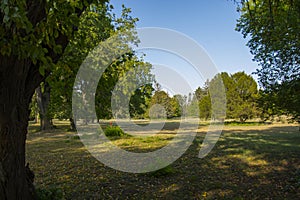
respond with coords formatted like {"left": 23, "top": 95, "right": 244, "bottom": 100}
{"left": 0, "top": 56, "right": 40, "bottom": 199}
{"left": 36, "top": 82, "right": 53, "bottom": 130}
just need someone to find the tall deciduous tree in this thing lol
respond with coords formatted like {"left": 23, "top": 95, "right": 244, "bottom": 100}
{"left": 220, "top": 71, "right": 258, "bottom": 122}
{"left": 48, "top": 3, "right": 113, "bottom": 129}
{"left": 199, "top": 72, "right": 258, "bottom": 122}
{"left": 49, "top": 5, "right": 141, "bottom": 127}
{"left": 0, "top": 0, "right": 108, "bottom": 198}
{"left": 236, "top": 0, "right": 300, "bottom": 123}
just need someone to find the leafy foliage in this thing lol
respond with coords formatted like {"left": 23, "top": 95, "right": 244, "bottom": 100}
{"left": 104, "top": 125, "right": 127, "bottom": 137}
{"left": 236, "top": 0, "right": 300, "bottom": 122}
{"left": 230, "top": 72, "right": 258, "bottom": 122}
{"left": 48, "top": 5, "right": 128, "bottom": 120}
{"left": 0, "top": 0, "right": 108, "bottom": 70}
{"left": 96, "top": 54, "right": 154, "bottom": 119}
{"left": 257, "top": 78, "right": 300, "bottom": 122}
{"left": 199, "top": 95, "right": 211, "bottom": 120}
{"left": 46, "top": 4, "right": 154, "bottom": 124}
{"left": 129, "top": 84, "right": 154, "bottom": 119}
{"left": 148, "top": 90, "right": 181, "bottom": 119}
{"left": 188, "top": 72, "right": 258, "bottom": 122}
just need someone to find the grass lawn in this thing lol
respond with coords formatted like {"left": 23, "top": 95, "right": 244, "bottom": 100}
{"left": 26, "top": 120, "right": 300, "bottom": 199}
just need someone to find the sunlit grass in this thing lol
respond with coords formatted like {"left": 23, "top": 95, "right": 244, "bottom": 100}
{"left": 111, "top": 134, "right": 175, "bottom": 152}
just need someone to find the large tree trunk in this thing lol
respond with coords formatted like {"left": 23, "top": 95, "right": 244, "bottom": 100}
{"left": 0, "top": 56, "right": 40, "bottom": 199}
{"left": 0, "top": 0, "right": 100, "bottom": 197}
{"left": 36, "top": 82, "right": 53, "bottom": 130}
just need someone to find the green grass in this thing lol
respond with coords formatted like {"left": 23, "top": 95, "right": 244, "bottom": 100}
{"left": 26, "top": 120, "right": 300, "bottom": 199}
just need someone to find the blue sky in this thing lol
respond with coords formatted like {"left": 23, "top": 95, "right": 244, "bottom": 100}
{"left": 109, "top": 0, "right": 259, "bottom": 93}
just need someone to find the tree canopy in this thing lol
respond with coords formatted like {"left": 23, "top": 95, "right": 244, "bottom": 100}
{"left": 187, "top": 72, "right": 258, "bottom": 122}
{"left": 236, "top": 0, "right": 300, "bottom": 122}
{"left": 148, "top": 90, "right": 181, "bottom": 119}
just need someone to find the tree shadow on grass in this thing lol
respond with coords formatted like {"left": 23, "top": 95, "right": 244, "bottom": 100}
{"left": 26, "top": 124, "right": 300, "bottom": 199}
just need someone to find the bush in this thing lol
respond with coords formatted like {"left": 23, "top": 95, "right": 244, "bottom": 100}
{"left": 104, "top": 126, "right": 126, "bottom": 137}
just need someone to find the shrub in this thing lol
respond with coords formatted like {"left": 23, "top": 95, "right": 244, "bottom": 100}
{"left": 104, "top": 126, "right": 126, "bottom": 137}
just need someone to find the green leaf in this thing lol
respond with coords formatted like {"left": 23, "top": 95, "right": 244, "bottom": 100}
{"left": 39, "top": 67, "right": 45, "bottom": 76}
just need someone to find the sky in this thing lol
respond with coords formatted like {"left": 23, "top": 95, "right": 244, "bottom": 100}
{"left": 109, "top": 0, "right": 259, "bottom": 95}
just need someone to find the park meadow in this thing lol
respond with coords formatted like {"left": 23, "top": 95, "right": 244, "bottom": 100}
{"left": 1, "top": 0, "right": 299, "bottom": 199}
{"left": 26, "top": 120, "right": 300, "bottom": 199}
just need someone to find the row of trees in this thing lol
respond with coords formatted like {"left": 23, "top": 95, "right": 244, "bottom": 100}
{"left": 146, "top": 70, "right": 296, "bottom": 123}
{"left": 34, "top": 68, "right": 292, "bottom": 125}
{"left": 120, "top": 71, "right": 258, "bottom": 122}
{"left": 30, "top": 70, "right": 258, "bottom": 124}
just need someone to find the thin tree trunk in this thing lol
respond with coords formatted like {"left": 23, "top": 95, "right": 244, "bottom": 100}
{"left": 33, "top": 112, "right": 38, "bottom": 124}
{"left": 36, "top": 82, "right": 53, "bottom": 130}
{"left": 69, "top": 117, "right": 76, "bottom": 131}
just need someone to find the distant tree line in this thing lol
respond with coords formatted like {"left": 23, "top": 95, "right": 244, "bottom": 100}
{"left": 31, "top": 67, "right": 296, "bottom": 126}
{"left": 163, "top": 71, "right": 259, "bottom": 122}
